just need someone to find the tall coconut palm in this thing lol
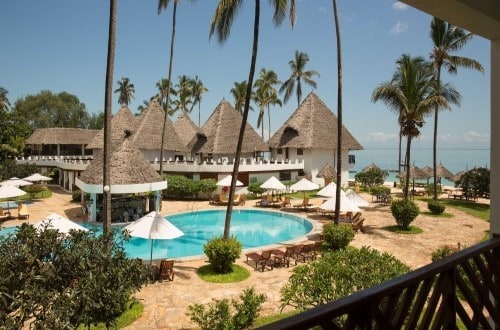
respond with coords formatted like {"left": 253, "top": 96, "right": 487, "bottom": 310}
{"left": 114, "top": 77, "right": 135, "bottom": 106}
{"left": 332, "top": 0, "right": 342, "bottom": 225}
{"left": 102, "top": 0, "right": 117, "bottom": 232}
{"left": 157, "top": 0, "right": 196, "bottom": 178}
{"left": 429, "top": 17, "right": 483, "bottom": 201}
{"left": 155, "top": 78, "right": 177, "bottom": 116}
{"left": 230, "top": 81, "right": 251, "bottom": 115}
{"left": 0, "top": 87, "right": 11, "bottom": 112}
{"left": 279, "top": 50, "right": 320, "bottom": 107}
{"left": 210, "top": 0, "right": 291, "bottom": 239}
{"left": 174, "top": 75, "right": 193, "bottom": 113}
{"left": 253, "top": 68, "right": 282, "bottom": 140}
{"left": 189, "top": 76, "right": 208, "bottom": 127}
{"left": 372, "top": 54, "right": 449, "bottom": 199}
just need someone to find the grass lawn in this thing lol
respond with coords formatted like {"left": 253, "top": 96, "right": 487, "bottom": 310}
{"left": 419, "top": 197, "right": 490, "bottom": 221}
{"left": 76, "top": 300, "right": 143, "bottom": 330}
{"left": 197, "top": 264, "right": 250, "bottom": 283}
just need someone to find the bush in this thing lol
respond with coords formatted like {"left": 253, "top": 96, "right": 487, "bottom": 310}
{"left": 431, "top": 244, "right": 461, "bottom": 262}
{"left": 280, "top": 247, "right": 410, "bottom": 312}
{"left": 72, "top": 189, "right": 82, "bottom": 202}
{"left": 322, "top": 223, "right": 355, "bottom": 250}
{"left": 204, "top": 236, "right": 242, "bottom": 274}
{"left": 427, "top": 200, "right": 445, "bottom": 215}
{"left": 355, "top": 168, "right": 388, "bottom": 189}
{"left": 390, "top": 199, "right": 419, "bottom": 230}
{"left": 369, "top": 185, "right": 391, "bottom": 196}
{"left": 425, "top": 183, "right": 442, "bottom": 196}
{"left": 188, "top": 287, "right": 265, "bottom": 330}
{"left": 248, "top": 181, "right": 266, "bottom": 196}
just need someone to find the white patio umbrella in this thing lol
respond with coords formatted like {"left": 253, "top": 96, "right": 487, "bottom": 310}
{"left": 319, "top": 193, "right": 361, "bottom": 213}
{"left": 23, "top": 173, "right": 52, "bottom": 183}
{"left": 260, "top": 176, "right": 286, "bottom": 191}
{"left": 33, "top": 212, "right": 88, "bottom": 234}
{"left": 317, "top": 182, "right": 337, "bottom": 198}
{"left": 0, "top": 178, "right": 33, "bottom": 187}
{"left": 290, "top": 178, "right": 319, "bottom": 198}
{"left": 216, "top": 175, "right": 243, "bottom": 187}
{"left": 345, "top": 189, "right": 370, "bottom": 207}
{"left": 0, "top": 185, "right": 27, "bottom": 211}
{"left": 123, "top": 211, "right": 184, "bottom": 264}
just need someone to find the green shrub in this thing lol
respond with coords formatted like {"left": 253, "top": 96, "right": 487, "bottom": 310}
{"left": 322, "top": 223, "right": 355, "bottom": 250}
{"left": 248, "top": 181, "right": 266, "bottom": 196}
{"left": 72, "top": 189, "right": 82, "bottom": 202}
{"left": 355, "top": 168, "right": 388, "bottom": 189}
{"left": 369, "top": 185, "right": 391, "bottom": 196}
{"left": 188, "top": 287, "right": 265, "bottom": 330}
{"left": 431, "top": 244, "right": 461, "bottom": 262}
{"left": 427, "top": 200, "right": 445, "bottom": 215}
{"left": 390, "top": 199, "right": 420, "bottom": 230}
{"left": 425, "top": 183, "right": 442, "bottom": 196}
{"left": 204, "top": 236, "right": 242, "bottom": 274}
{"left": 280, "top": 247, "right": 410, "bottom": 312}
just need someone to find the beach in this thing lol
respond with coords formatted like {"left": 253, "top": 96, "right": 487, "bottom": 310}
{"left": 0, "top": 186, "right": 490, "bottom": 329}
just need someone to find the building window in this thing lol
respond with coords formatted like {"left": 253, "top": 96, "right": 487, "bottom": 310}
{"left": 277, "top": 148, "right": 283, "bottom": 154}
{"left": 297, "top": 148, "right": 303, "bottom": 155}
{"left": 348, "top": 154, "right": 356, "bottom": 164}
{"left": 279, "top": 171, "right": 291, "bottom": 181}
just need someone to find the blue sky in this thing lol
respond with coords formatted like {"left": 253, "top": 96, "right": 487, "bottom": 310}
{"left": 1, "top": 0, "right": 490, "bottom": 148}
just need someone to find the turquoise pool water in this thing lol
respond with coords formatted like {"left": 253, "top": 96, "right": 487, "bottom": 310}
{"left": 1, "top": 209, "right": 313, "bottom": 260}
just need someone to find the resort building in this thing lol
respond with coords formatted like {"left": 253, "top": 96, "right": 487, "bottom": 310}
{"left": 17, "top": 94, "right": 361, "bottom": 192}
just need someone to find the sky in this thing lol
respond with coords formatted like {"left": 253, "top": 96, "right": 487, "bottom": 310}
{"left": 1, "top": 0, "right": 491, "bottom": 149}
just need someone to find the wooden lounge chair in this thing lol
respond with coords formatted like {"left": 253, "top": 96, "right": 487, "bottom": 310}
{"left": 350, "top": 214, "right": 365, "bottom": 233}
{"left": 280, "top": 196, "right": 291, "bottom": 208}
{"left": 293, "top": 197, "right": 310, "bottom": 210}
{"left": 245, "top": 250, "right": 274, "bottom": 271}
{"left": 295, "top": 243, "right": 316, "bottom": 264}
{"left": 272, "top": 246, "right": 295, "bottom": 268}
{"left": 0, "top": 207, "right": 9, "bottom": 221}
{"left": 158, "top": 259, "right": 175, "bottom": 281}
{"left": 255, "top": 195, "right": 270, "bottom": 207}
{"left": 18, "top": 203, "right": 29, "bottom": 220}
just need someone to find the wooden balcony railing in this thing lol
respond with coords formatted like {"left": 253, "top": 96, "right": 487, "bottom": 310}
{"left": 259, "top": 237, "right": 500, "bottom": 330}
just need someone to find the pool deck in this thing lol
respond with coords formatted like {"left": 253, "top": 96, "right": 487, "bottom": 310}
{"left": 0, "top": 186, "right": 490, "bottom": 329}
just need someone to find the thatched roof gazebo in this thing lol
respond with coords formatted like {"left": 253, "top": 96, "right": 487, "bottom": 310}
{"left": 86, "top": 106, "right": 136, "bottom": 149}
{"left": 436, "top": 163, "right": 454, "bottom": 180}
{"left": 187, "top": 100, "right": 268, "bottom": 157}
{"left": 317, "top": 163, "right": 337, "bottom": 185}
{"left": 268, "top": 92, "right": 363, "bottom": 151}
{"left": 362, "top": 162, "right": 381, "bottom": 173}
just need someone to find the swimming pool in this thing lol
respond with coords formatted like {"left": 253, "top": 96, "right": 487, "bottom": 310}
{"left": 1, "top": 209, "right": 313, "bottom": 260}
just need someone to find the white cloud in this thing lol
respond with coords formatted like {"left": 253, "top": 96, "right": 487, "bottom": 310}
{"left": 366, "top": 132, "right": 398, "bottom": 142}
{"left": 389, "top": 21, "right": 408, "bottom": 35}
{"left": 436, "top": 131, "right": 489, "bottom": 144}
{"left": 463, "top": 131, "right": 490, "bottom": 143}
{"left": 392, "top": 2, "right": 409, "bottom": 11}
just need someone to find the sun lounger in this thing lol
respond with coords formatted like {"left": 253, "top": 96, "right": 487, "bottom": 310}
{"left": 293, "top": 197, "right": 311, "bottom": 210}
{"left": 0, "top": 207, "right": 9, "bottom": 221}
{"left": 271, "top": 247, "right": 295, "bottom": 268}
{"left": 158, "top": 259, "right": 175, "bottom": 281}
{"left": 280, "top": 196, "right": 291, "bottom": 208}
{"left": 295, "top": 243, "right": 316, "bottom": 264}
{"left": 245, "top": 250, "right": 274, "bottom": 271}
{"left": 350, "top": 214, "right": 365, "bottom": 233}
{"left": 18, "top": 203, "right": 29, "bottom": 220}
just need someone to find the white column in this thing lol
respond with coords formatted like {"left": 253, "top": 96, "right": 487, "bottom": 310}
{"left": 490, "top": 39, "right": 500, "bottom": 237}
{"left": 90, "top": 193, "right": 97, "bottom": 222}
{"left": 154, "top": 191, "right": 161, "bottom": 212}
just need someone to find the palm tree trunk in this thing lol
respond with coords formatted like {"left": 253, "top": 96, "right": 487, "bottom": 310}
{"left": 432, "top": 68, "right": 441, "bottom": 201}
{"left": 333, "top": 0, "right": 342, "bottom": 225}
{"left": 198, "top": 102, "right": 201, "bottom": 127}
{"left": 223, "top": 0, "right": 260, "bottom": 239}
{"left": 404, "top": 136, "right": 412, "bottom": 200}
{"left": 159, "top": 2, "right": 177, "bottom": 181}
{"left": 267, "top": 104, "right": 271, "bottom": 142}
{"left": 102, "top": 0, "right": 117, "bottom": 233}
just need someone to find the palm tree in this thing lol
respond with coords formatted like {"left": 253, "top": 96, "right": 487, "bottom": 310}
{"left": 332, "top": 0, "right": 342, "bottom": 225}
{"left": 372, "top": 54, "right": 449, "bottom": 199}
{"left": 429, "top": 17, "right": 483, "bottom": 201}
{"left": 253, "top": 68, "right": 282, "bottom": 140}
{"left": 210, "top": 0, "right": 291, "bottom": 239}
{"left": 230, "top": 81, "right": 251, "bottom": 115}
{"left": 157, "top": 0, "right": 196, "bottom": 178}
{"left": 102, "top": 0, "right": 117, "bottom": 232}
{"left": 0, "top": 87, "right": 11, "bottom": 112}
{"left": 189, "top": 76, "right": 208, "bottom": 127}
{"left": 155, "top": 78, "right": 177, "bottom": 116}
{"left": 137, "top": 99, "right": 151, "bottom": 114}
{"left": 114, "top": 77, "right": 135, "bottom": 106}
{"left": 279, "top": 50, "right": 320, "bottom": 107}
{"left": 174, "top": 75, "right": 193, "bottom": 113}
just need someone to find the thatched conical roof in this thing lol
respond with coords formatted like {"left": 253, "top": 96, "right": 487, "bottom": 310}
{"left": 86, "top": 106, "right": 136, "bottom": 149}
{"left": 26, "top": 128, "right": 99, "bottom": 145}
{"left": 187, "top": 100, "right": 268, "bottom": 154}
{"left": 362, "top": 162, "right": 381, "bottom": 173}
{"left": 436, "top": 163, "right": 454, "bottom": 179}
{"left": 173, "top": 111, "right": 199, "bottom": 148}
{"left": 268, "top": 92, "right": 363, "bottom": 150}
{"left": 132, "top": 100, "right": 186, "bottom": 151}
{"left": 79, "top": 137, "right": 163, "bottom": 186}
{"left": 422, "top": 165, "right": 433, "bottom": 177}
{"left": 399, "top": 165, "right": 430, "bottom": 180}
{"left": 317, "top": 163, "right": 336, "bottom": 178}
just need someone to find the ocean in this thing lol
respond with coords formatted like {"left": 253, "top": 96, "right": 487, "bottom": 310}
{"left": 348, "top": 146, "right": 490, "bottom": 186}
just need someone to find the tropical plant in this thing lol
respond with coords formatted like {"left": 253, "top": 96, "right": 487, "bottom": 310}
{"left": 155, "top": 78, "right": 177, "bottom": 116}
{"left": 455, "top": 167, "right": 490, "bottom": 198}
{"left": 210, "top": 0, "right": 292, "bottom": 239}
{"left": 427, "top": 200, "right": 446, "bottom": 215}
{"left": 391, "top": 199, "right": 420, "bottom": 229}
{"left": 188, "top": 287, "right": 265, "bottom": 330}
{"left": 0, "top": 87, "right": 11, "bottom": 112}
{"left": 279, "top": 50, "right": 320, "bottom": 107}
{"left": 189, "top": 75, "right": 208, "bottom": 127}
{"left": 137, "top": 99, "right": 151, "bottom": 114}
{"left": 253, "top": 68, "right": 282, "bottom": 140}
{"left": 230, "top": 80, "right": 252, "bottom": 114}
{"left": 102, "top": 0, "right": 117, "bottom": 231}
{"left": 203, "top": 235, "right": 242, "bottom": 274}
{"left": 428, "top": 17, "right": 483, "bottom": 201}
{"left": 322, "top": 223, "right": 354, "bottom": 250}
{"left": 173, "top": 74, "right": 194, "bottom": 113}
{"left": 372, "top": 54, "right": 447, "bottom": 199}
{"left": 114, "top": 77, "right": 135, "bottom": 106}
{"left": 158, "top": 0, "right": 197, "bottom": 178}
{"left": 280, "top": 247, "right": 410, "bottom": 313}
{"left": 355, "top": 167, "right": 389, "bottom": 189}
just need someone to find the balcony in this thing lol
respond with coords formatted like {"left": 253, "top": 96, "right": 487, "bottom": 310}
{"left": 259, "top": 237, "right": 500, "bottom": 329}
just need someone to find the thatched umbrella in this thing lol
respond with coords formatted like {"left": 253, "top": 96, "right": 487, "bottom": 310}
{"left": 422, "top": 165, "right": 433, "bottom": 178}
{"left": 399, "top": 165, "right": 430, "bottom": 180}
{"left": 451, "top": 170, "right": 467, "bottom": 182}
{"left": 435, "top": 163, "right": 454, "bottom": 180}
{"left": 317, "top": 163, "right": 336, "bottom": 185}
{"left": 362, "top": 162, "right": 381, "bottom": 173}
